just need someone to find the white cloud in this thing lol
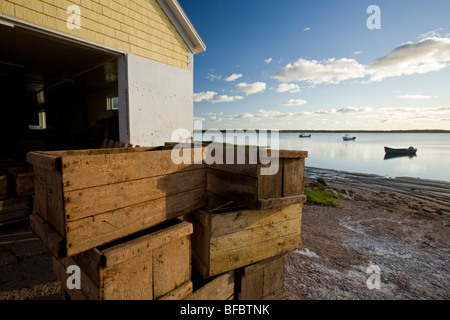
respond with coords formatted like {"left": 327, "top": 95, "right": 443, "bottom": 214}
{"left": 303, "top": 27, "right": 311, "bottom": 31}
{"left": 272, "top": 58, "right": 366, "bottom": 84}
{"left": 225, "top": 73, "right": 243, "bottom": 82}
{"left": 206, "top": 73, "right": 222, "bottom": 81}
{"left": 194, "top": 91, "right": 244, "bottom": 104}
{"left": 272, "top": 35, "right": 450, "bottom": 85}
{"left": 194, "top": 91, "right": 216, "bottom": 102}
{"left": 236, "top": 82, "right": 267, "bottom": 95}
{"left": 281, "top": 99, "right": 307, "bottom": 106}
{"left": 397, "top": 95, "right": 433, "bottom": 100}
{"left": 277, "top": 83, "right": 301, "bottom": 93}
{"left": 418, "top": 28, "right": 443, "bottom": 39}
{"left": 264, "top": 57, "right": 273, "bottom": 64}
{"left": 368, "top": 36, "right": 450, "bottom": 81}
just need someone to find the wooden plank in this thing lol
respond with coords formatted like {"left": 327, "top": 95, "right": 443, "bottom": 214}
{"left": 209, "top": 233, "right": 300, "bottom": 277}
{"left": 258, "top": 163, "right": 282, "bottom": 199}
{"left": 60, "top": 146, "right": 205, "bottom": 192}
{"left": 159, "top": 281, "right": 193, "bottom": 300}
{"left": 29, "top": 213, "right": 66, "bottom": 258}
{"left": 211, "top": 218, "right": 300, "bottom": 254}
{"left": 0, "top": 169, "right": 7, "bottom": 200}
{"left": 184, "top": 271, "right": 235, "bottom": 300}
{"left": 71, "top": 248, "right": 104, "bottom": 287}
{"left": 64, "top": 168, "right": 206, "bottom": 221}
{"left": 33, "top": 167, "right": 48, "bottom": 221}
{"left": 153, "top": 237, "right": 191, "bottom": 299}
{"left": 207, "top": 168, "right": 258, "bottom": 209}
{"left": 258, "top": 195, "right": 306, "bottom": 210}
{"left": 102, "top": 253, "right": 153, "bottom": 300}
{"left": 27, "top": 151, "right": 61, "bottom": 171}
{"left": 237, "top": 255, "right": 286, "bottom": 300}
{"left": 53, "top": 255, "right": 101, "bottom": 300}
{"left": 102, "top": 220, "right": 193, "bottom": 267}
{"left": 206, "top": 204, "right": 301, "bottom": 237}
{"left": 282, "top": 158, "right": 305, "bottom": 197}
{"left": 262, "top": 256, "right": 285, "bottom": 299}
{"left": 46, "top": 170, "right": 65, "bottom": 235}
{"left": 65, "top": 189, "right": 201, "bottom": 256}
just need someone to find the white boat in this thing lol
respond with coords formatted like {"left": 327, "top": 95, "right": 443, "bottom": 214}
{"left": 343, "top": 134, "right": 356, "bottom": 141}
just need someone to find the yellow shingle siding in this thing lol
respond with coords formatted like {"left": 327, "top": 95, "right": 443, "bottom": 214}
{"left": 1, "top": 0, "right": 189, "bottom": 69}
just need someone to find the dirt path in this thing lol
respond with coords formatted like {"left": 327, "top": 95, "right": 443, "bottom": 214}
{"left": 285, "top": 167, "right": 449, "bottom": 300}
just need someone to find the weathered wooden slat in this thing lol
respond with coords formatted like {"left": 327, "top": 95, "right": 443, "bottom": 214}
{"left": 46, "top": 170, "right": 65, "bottom": 235}
{"left": 27, "top": 151, "right": 61, "bottom": 171}
{"left": 282, "top": 158, "right": 305, "bottom": 197}
{"left": 0, "top": 169, "right": 7, "bottom": 200}
{"left": 237, "top": 254, "right": 286, "bottom": 300}
{"left": 65, "top": 188, "right": 203, "bottom": 256}
{"left": 29, "top": 213, "right": 66, "bottom": 258}
{"left": 103, "top": 253, "right": 153, "bottom": 300}
{"left": 209, "top": 233, "right": 299, "bottom": 278}
{"left": 60, "top": 147, "right": 205, "bottom": 192}
{"left": 64, "top": 168, "right": 206, "bottom": 221}
{"left": 33, "top": 167, "right": 48, "bottom": 221}
{"left": 53, "top": 255, "right": 101, "bottom": 300}
{"left": 102, "top": 220, "right": 193, "bottom": 267}
{"left": 158, "top": 281, "right": 193, "bottom": 300}
{"left": 211, "top": 218, "right": 300, "bottom": 254}
{"left": 184, "top": 271, "right": 235, "bottom": 300}
{"left": 153, "top": 237, "right": 191, "bottom": 299}
{"left": 258, "top": 195, "right": 306, "bottom": 210}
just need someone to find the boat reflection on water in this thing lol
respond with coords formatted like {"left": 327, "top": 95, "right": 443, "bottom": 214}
{"left": 383, "top": 153, "right": 418, "bottom": 160}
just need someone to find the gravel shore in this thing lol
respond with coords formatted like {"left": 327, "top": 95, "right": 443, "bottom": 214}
{"left": 0, "top": 167, "right": 448, "bottom": 300}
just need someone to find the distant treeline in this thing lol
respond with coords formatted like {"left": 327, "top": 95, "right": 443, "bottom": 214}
{"left": 194, "top": 129, "right": 450, "bottom": 133}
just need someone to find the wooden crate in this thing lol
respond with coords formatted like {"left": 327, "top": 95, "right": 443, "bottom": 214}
{"left": 0, "top": 169, "right": 7, "bottom": 200}
{"left": 5, "top": 165, "right": 34, "bottom": 196}
{"left": 184, "top": 270, "right": 235, "bottom": 300}
{"left": 207, "top": 146, "right": 307, "bottom": 209}
{"left": 236, "top": 254, "right": 286, "bottom": 300}
{"left": 187, "top": 203, "right": 302, "bottom": 278}
{"left": 27, "top": 145, "right": 206, "bottom": 257}
{"left": 0, "top": 197, "right": 31, "bottom": 226}
{"left": 52, "top": 219, "right": 193, "bottom": 300}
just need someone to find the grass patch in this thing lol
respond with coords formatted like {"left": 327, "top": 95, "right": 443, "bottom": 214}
{"left": 304, "top": 187, "right": 344, "bottom": 207}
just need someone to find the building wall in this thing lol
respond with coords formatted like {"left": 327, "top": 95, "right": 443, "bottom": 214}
{"left": 0, "top": 0, "right": 189, "bottom": 69}
{"left": 125, "top": 53, "right": 193, "bottom": 147}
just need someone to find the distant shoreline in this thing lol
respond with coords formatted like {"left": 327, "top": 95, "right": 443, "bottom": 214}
{"left": 194, "top": 129, "right": 450, "bottom": 133}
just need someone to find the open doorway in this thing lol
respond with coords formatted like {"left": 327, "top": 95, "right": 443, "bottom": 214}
{"left": 0, "top": 22, "right": 124, "bottom": 161}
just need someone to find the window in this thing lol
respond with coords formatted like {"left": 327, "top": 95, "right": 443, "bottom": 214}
{"left": 107, "top": 96, "right": 119, "bottom": 110}
{"left": 29, "top": 110, "right": 47, "bottom": 130}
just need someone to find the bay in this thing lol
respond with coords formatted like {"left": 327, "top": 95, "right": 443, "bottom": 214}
{"left": 194, "top": 131, "right": 450, "bottom": 182}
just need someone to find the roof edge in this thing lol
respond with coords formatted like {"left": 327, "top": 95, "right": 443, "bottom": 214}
{"left": 157, "top": 0, "right": 207, "bottom": 54}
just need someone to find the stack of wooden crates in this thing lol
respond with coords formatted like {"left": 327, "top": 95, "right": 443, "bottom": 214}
{"left": 27, "top": 144, "right": 307, "bottom": 300}
{"left": 0, "top": 160, "right": 34, "bottom": 227}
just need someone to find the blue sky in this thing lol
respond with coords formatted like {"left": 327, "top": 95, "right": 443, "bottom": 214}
{"left": 179, "top": 0, "right": 450, "bottom": 130}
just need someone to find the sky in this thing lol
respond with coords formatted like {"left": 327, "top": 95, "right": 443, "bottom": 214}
{"left": 178, "top": 0, "right": 450, "bottom": 131}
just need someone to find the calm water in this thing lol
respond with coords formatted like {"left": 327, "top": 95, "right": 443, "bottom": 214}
{"left": 195, "top": 131, "right": 450, "bottom": 182}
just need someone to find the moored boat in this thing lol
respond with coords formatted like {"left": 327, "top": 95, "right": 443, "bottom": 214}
{"left": 299, "top": 133, "right": 311, "bottom": 138}
{"left": 384, "top": 146, "right": 417, "bottom": 155}
{"left": 343, "top": 134, "right": 356, "bottom": 141}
